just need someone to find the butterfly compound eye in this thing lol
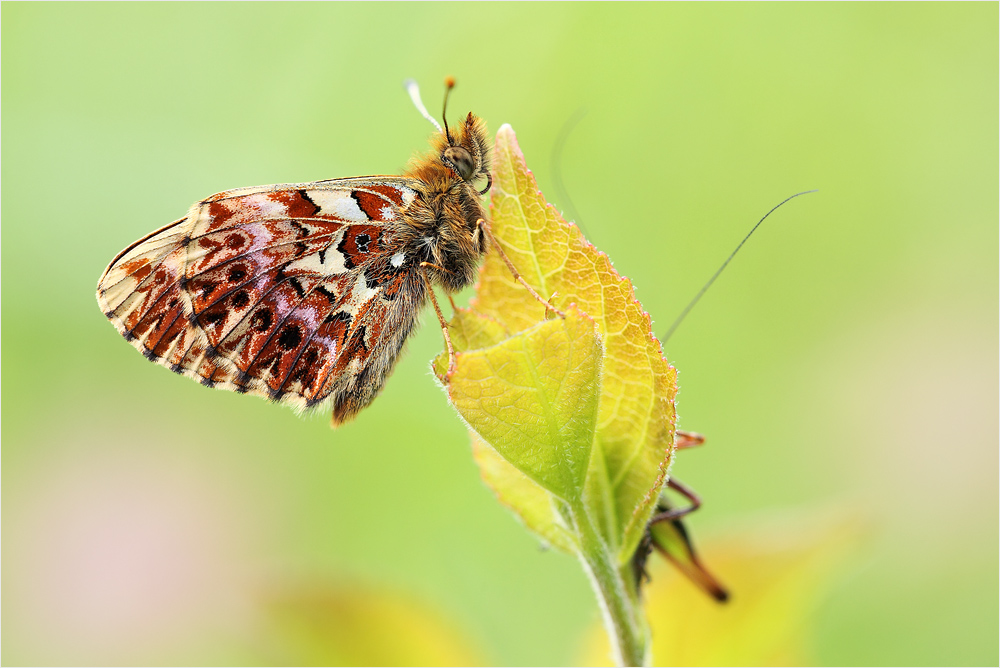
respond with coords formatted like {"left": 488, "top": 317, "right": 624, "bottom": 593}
{"left": 443, "top": 146, "right": 476, "bottom": 181}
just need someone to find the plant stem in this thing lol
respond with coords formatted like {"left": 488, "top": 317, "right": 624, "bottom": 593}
{"left": 573, "top": 502, "right": 649, "bottom": 667}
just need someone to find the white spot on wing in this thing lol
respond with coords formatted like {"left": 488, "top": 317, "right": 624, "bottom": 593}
{"left": 392, "top": 185, "right": 417, "bottom": 206}
{"left": 390, "top": 252, "right": 405, "bottom": 268}
{"left": 247, "top": 193, "right": 287, "bottom": 217}
{"left": 308, "top": 190, "right": 367, "bottom": 221}
{"left": 343, "top": 272, "right": 379, "bottom": 315}
{"left": 286, "top": 230, "right": 348, "bottom": 275}
{"left": 381, "top": 205, "right": 396, "bottom": 221}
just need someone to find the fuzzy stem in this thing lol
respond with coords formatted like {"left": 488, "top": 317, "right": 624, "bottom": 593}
{"left": 573, "top": 502, "right": 649, "bottom": 666}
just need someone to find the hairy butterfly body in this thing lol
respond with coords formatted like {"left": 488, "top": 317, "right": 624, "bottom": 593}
{"left": 97, "top": 84, "right": 491, "bottom": 426}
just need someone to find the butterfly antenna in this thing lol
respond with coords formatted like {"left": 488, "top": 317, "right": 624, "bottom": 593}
{"left": 661, "top": 190, "right": 818, "bottom": 343}
{"left": 404, "top": 79, "right": 443, "bottom": 133}
{"left": 442, "top": 76, "right": 456, "bottom": 144}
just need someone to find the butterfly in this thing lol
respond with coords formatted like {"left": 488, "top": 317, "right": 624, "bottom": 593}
{"left": 96, "top": 79, "right": 530, "bottom": 427}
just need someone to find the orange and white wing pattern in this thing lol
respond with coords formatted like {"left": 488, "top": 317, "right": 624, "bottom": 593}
{"left": 97, "top": 178, "right": 428, "bottom": 424}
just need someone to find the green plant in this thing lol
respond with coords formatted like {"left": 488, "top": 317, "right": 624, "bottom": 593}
{"left": 434, "top": 125, "right": 681, "bottom": 666}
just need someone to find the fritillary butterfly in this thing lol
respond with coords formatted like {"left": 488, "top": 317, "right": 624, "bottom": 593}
{"left": 97, "top": 80, "right": 498, "bottom": 426}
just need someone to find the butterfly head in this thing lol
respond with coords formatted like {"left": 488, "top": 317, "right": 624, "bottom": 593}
{"left": 405, "top": 78, "right": 492, "bottom": 196}
{"left": 440, "top": 112, "right": 492, "bottom": 196}
{"left": 402, "top": 78, "right": 493, "bottom": 293}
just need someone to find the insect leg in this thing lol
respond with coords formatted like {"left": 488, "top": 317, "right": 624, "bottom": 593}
{"left": 420, "top": 263, "right": 457, "bottom": 376}
{"left": 649, "top": 478, "right": 702, "bottom": 524}
{"left": 676, "top": 430, "right": 706, "bottom": 449}
{"left": 476, "top": 219, "right": 566, "bottom": 319}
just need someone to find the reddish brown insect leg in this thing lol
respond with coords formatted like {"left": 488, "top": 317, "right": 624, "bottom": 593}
{"left": 477, "top": 219, "right": 566, "bottom": 319}
{"left": 676, "top": 430, "right": 706, "bottom": 449}
{"left": 420, "top": 263, "right": 457, "bottom": 377}
{"left": 650, "top": 478, "right": 702, "bottom": 524}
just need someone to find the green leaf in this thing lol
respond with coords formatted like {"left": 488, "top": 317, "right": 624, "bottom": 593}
{"left": 471, "top": 436, "right": 577, "bottom": 553}
{"left": 432, "top": 308, "right": 508, "bottom": 379}
{"left": 446, "top": 306, "right": 602, "bottom": 502}
{"left": 433, "top": 124, "right": 682, "bottom": 665}
{"left": 465, "top": 124, "right": 678, "bottom": 561}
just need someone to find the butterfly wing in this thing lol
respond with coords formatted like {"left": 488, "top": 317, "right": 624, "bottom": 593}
{"left": 97, "top": 178, "right": 427, "bottom": 424}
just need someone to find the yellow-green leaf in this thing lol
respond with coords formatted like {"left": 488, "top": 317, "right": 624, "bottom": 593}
{"left": 432, "top": 308, "right": 509, "bottom": 379}
{"left": 471, "top": 436, "right": 576, "bottom": 553}
{"left": 434, "top": 124, "right": 685, "bottom": 665}
{"left": 446, "top": 306, "right": 602, "bottom": 502}
{"left": 471, "top": 125, "right": 678, "bottom": 559}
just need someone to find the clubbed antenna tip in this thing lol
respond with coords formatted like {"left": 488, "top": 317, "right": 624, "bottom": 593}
{"left": 404, "top": 79, "right": 443, "bottom": 133}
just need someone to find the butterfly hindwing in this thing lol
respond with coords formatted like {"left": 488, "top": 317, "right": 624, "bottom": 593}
{"left": 97, "top": 178, "right": 425, "bottom": 418}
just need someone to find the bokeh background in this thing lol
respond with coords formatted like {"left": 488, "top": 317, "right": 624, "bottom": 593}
{"left": 3, "top": 3, "right": 996, "bottom": 665}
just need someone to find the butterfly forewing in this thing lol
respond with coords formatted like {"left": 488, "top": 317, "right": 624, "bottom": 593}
{"left": 97, "top": 178, "right": 425, "bottom": 415}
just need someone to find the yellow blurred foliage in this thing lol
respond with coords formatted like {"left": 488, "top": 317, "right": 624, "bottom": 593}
{"left": 258, "top": 582, "right": 482, "bottom": 667}
{"left": 580, "top": 513, "right": 860, "bottom": 666}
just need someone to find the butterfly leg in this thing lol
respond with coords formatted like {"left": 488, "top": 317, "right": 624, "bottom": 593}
{"left": 676, "top": 430, "right": 706, "bottom": 449}
{"left": 477, "top": 219, "right": 566, "bottom": 319}
{"left": 649, "top": 478, "right": 702, "bottom": 524}
{"left": 420, "top": 263, "right": 457, "bottom": 376}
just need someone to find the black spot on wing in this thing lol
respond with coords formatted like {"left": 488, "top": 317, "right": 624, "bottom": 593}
{"left": 277, "top": 325, "right": 303, "bottom": 351}
{"left": 316, "top": 285, "right": 337, "bottom": 304}
{"left": 355, "top": 233, "right": 371, "bottom": 253}
{"left": 200, "top": 310, "right": 226, "bottom": 326}
{"left": 350, "top": 325, "right": 369, "bottom": 354}
{"left": 323, "top": 309, "right": 352, "bottom": 326}
{"left": 291, "top": 221, "right": 311, "bottom": 238}
{"left": 250, "top": 308, "right": 273, "bottom": 333}
{"left": 231, "top": 290, "right": 250, "bottom": 309}
{"left": 297, "top": 190, "right": 321, "bottom": 217}
{"left": 228, "top": 266, "right": 247, "bottom": 283}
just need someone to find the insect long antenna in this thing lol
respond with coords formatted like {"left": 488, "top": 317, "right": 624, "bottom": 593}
{"left": 442, "top": 76, "right": 456, "bottom": 144}
{"left": 404, "top": 79, "right": 443, "bottom": 133}
{"left": 661, "top": 190, "right": 818, "bottom": 343}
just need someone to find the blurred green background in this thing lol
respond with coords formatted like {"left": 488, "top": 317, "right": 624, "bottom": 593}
{"left": 3, "top": 3, "right": 996, "bottom": 665}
